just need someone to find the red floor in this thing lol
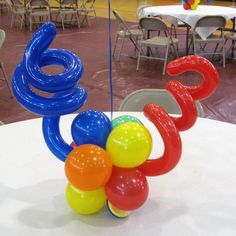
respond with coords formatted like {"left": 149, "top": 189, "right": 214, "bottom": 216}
{"left": 0, "top": 13, "right": 236, "bottom": 124}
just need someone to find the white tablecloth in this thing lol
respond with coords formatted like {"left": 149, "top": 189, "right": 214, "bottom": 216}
{"left": 139, "top": 5, "right": 236, "bottom": 39}
{"left": 0, "top": 113, "right": 236, "bottom": 235}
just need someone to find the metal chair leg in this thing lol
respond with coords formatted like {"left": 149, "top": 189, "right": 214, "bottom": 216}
{"left": 222, "top": 42, "right": 226, "bottom": 68}
{"left": 136, "top": 44, "right": 142, "bottom": 70}
{"left": 0, "top": 62, "right": 14, "bottom": 98}
{"left": 118, "top": 37, "right": 125, "bottom": 61}
{"left": 113, "top": 35, "right": 119, "bottom": 57}
{"left": 163, "top": 44, "right": 170, "bottom": 75}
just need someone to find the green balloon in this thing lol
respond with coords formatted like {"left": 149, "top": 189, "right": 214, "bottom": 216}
{"left": 112, "top": 115, "right": 142, "bottom": 129}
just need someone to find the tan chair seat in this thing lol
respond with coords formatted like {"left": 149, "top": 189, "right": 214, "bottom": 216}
{"left": 225, "top": 32, "right": 236, "bottom": 40}
{"left": 195, "top": 34, "right": 223, "bottom": 42}
{"left": 118, "top": 29, "right": 143, "bottom": 37}
{"left": 142, "top": 36, "right": 179, "bottom": 46}
{"left": 59, "top": 9, "right": 77, "bottom": 13}
{"left": 30, "top": 10, "right": 50, "bottom": 16}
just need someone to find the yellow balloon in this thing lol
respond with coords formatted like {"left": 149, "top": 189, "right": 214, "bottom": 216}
{"left": 106, "top": 122, "right": 152, "bottom": 168}
{"left": 191, "top": 3, "right": 198, "bottom": 10}
{"left": 107, "top": 201, "right": 130, "bottom": 218}
{"left": 66, "top": 183, "right": 107, "bottom": 215}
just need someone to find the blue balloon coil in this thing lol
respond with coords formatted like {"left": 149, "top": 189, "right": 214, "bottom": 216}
{"left": 12, "top": 22, "right": 89, "bottom": 161}
{"left": 12, "top": 22, "right": 87, "bottom": 116}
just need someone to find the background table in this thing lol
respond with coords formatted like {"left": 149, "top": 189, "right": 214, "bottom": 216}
{"left": 0, "top": 113, "right": 236, "bottom": 235}
{"left": 139, "top": 5, "right": 236, "bottom": 39}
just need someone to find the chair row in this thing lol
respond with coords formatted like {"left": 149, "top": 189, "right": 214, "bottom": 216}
{"left": 4, "top": 0, "right": 96, "bottom": 31}
{"left": 112, "top": 10, "right": 236, "bottom": 75}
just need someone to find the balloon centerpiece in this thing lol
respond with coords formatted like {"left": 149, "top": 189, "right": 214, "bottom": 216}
{"left": 12, "top": 22, "right": 220, "bottom": 218}
{"left": 182, "top": 0, "right": 213, "bottom": 10}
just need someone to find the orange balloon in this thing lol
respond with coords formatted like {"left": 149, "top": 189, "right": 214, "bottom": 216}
{"left": 65, "top": 144, "right": 112, "bottom": 191}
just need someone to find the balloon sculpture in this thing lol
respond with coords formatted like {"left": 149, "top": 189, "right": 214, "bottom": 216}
{"left": 12, "top": 22, "right": 219, "bottom": 218}
{"left": 182, "top": 0, "right": 214, "bottom": 10}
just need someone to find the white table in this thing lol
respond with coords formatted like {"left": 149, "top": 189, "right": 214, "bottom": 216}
{"left": 139, "top": 5, "right": 236, "bottom": 54}
{"left": 139, "top": 5, "right": 236, "bottom": 39}
{"left": 0, "top": 113, "right": 236, "bottom": 235}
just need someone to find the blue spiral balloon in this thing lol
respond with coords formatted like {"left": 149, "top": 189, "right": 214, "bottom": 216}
{"left": 12, "top": 22, "right": 89, "bottom": 162}
{"left": 12, "top": 22, "right": 87, "bottom": 116}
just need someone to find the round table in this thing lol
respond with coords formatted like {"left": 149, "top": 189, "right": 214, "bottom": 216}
{"left": 0, "top": 113, "right": 236, "bottom": 235}
{"left": 139, "top": 5, "right": 236, "bottom": 38}
{"left": 139, "top": 5, "right": 236, "bottom": 54}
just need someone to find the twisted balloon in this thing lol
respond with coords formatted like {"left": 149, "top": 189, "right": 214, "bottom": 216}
{"left": 138, "top": 55, "right": 219, "bottom": 176}
{"left": 12, "top": 22, "right": 87, "bottom": 116}
{"left": 12, "top": 22, "right": 220, "bottom": 217}
{"left": 12, "top": 22, "right": 88, "bottom": 161}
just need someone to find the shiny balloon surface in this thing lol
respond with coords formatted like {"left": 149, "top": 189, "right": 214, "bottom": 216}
{"left": 105, "top": 167, "right": 149, "bottom": 211}
{"left": 111, "top": 115, "right": 142, "bottom": 129}
{"left": 12, "top": 22, "right": 220, "bottom": 218}
{"left": 66, "top": 183, "right": 107, "bottom": 215}
{"left": 65, "top": 144, "right": 112, "bottom": 191}
{"left": 106, "top": 122, "right": 152, "bottom": 168}
{"left": 71, "top": 110, "right": 112, "bottom": 148}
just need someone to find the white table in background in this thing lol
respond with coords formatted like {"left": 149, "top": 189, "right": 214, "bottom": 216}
{"left": 0, "top": 112, "right": 236, "bottom": 236}
{"left": 139, "top": 5, "right": 236, "bottom": 54}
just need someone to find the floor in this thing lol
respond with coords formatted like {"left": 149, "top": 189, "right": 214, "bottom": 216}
{"left": 0, "top": 0, "right": 236, "bottom": 124}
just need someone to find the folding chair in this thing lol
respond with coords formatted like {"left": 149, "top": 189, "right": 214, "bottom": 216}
{"left": 137, "top": 17, "right": 179, "bottom": 75}
{"left": 56, "top": 0, "right": 80, "bottom": 30}
{"left": 28, "top": 0, "right": 51, "bottom": 32}
{"left": 7, "top": 0, "right": 27, "bottom": 29}
{"left": 224, "top": 15, "right": 236, "bottom": 59}
{"left": 0, "top": 29, "right": 13, "bottom": 98}
{"left": 225, "top": 32, "right": 236, "bottom": 59}
{"left": 79, "top": 0, "right": 96, "bottom": 26}
{"left": 119, "top": 88, "right": 204, "bottom": 117}
{"left": 192, "top": 15, "right": 226, "bottom": 67}
{"left": 112, "top": 9, "right": 143, "bottom": 61}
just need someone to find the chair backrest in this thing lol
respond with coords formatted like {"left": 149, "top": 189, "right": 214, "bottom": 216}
{"left": 195, "top": 16, "right": 226, "bottom": 29}
{"left": 61, "top": 0, "right": 77, "bottom": 6}
{"left": 0, "top": 29, "right": 6, "bottom": 49}
{"left": 112, "top": 10, "right": 130, "bottom": 32}
{"left": 139, "top": 17, "right": 168, "bottom": 32}
{"left": 5, "top": 0, "right": 12, "bottom": 7}
{"left": 84, "top": 0, "right": 95, "bottom": 8}
{"left": 29, "top": 0, "right": 49, "bottom": 7}
{"left": 10, "top": 0, "right": 22, "bottom": 6}
{"left": 119, "top": 89, "right": 205, "bottom": 117}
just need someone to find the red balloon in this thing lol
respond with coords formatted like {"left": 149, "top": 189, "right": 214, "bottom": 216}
{"left": 166, "top": 80, "right": 197, "bottom": 131}
{"left": 70, "top": 141, "right": 77, "bottom": 148}
{"left": 183, "top": 3, "right": 191, "bottom": 9}
{"left": 139, "top": 104, "right": 182, "bottom": 176}
{"left": 167, "top": 55, "right": 220, "bottom": 100}
{"left": 139, "top": 55, "right": 220, "bottom": 176}
{"left": 188, "top": 0, "right": 195, "bottom": 4}
{"left": 105, "top": 166, "right": 149, "bottom": 211}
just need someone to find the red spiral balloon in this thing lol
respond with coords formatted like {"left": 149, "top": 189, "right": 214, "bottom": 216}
{"left": 138, "top": 55, "right": 220, "bottom": 176}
